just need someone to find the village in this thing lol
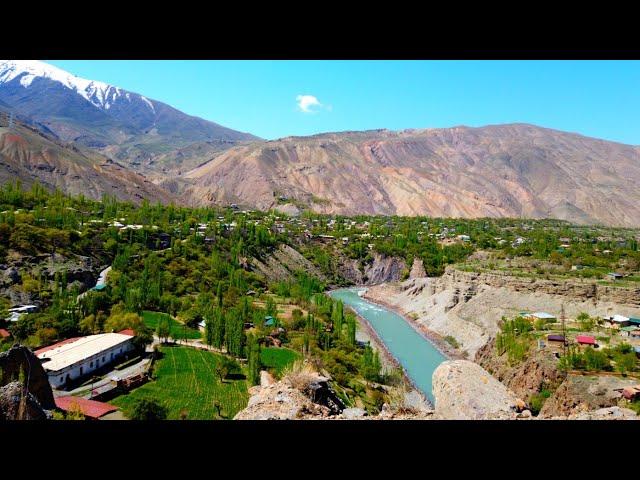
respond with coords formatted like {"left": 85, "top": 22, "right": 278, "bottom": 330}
{"left": 2, "top": 184, "right": 640, "bottom": 419}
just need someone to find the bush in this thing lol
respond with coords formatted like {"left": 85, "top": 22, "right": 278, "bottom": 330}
{"left": 528, "top": 390, "right": 551, "bottom": 416}
{"left": 129, "top": 398, "right": 168, "bottom": 420}
{"left": 444, "top": 335, "right": 460, "bottom": 349}
{"left": 583, "top": 347, "right": 610, "bottom": 371}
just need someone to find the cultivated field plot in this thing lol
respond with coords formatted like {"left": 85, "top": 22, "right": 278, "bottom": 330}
{"left": 142, "top": 311, "right": 202, "bottom": 340}
{"left": 112, "top": 346, "right": 249, "bottom": 420}
{"left": 260, "top": 347, "right": 300, "bottom": 377}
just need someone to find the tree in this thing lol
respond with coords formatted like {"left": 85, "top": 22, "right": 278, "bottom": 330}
{"left": 129, "top": 398, "right": 168, "bottom": 420}
{"left": 216, "top": 281, "right": 224, "bottom": 308}
{"left": 224, "top": 309, "right": 244, "bottom": 357}
{"left": 66, "top": 400, "right": 86, "bottom": 420}
{"left": 156, "top": 317, "right": 171, "bottom": 343}
{"left": 246, "top": 333, "right": 262, "bottom": 386}
{"left": 615, "top": 352, "right": 637, "bottom": 375}
{"left": 577, "top": 312, "right": 595, "bottom": 332}
{"left": 331, "top": 300, "right": 344, "bottom": 339}
{"left": 214, "top": 356, "right": 240, "bottom": 383}
{"left": 346, "top": 313, "right": 356, "bottom": 346}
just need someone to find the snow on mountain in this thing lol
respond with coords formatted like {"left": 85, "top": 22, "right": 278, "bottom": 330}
{"left": 0, "top": 60, "right": 155, "bottom": 113}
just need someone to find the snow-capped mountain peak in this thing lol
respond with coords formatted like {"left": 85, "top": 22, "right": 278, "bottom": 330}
{"left": 0, "top": 60, "right": 155, "bottom": 113}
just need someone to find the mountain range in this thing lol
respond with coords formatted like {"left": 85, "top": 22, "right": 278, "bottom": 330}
{"left": 0, "top": 60, "right": 258, "bottom": 175}
{"left": 2, "top": 60, "right": 640, "bottom": 227}
{"left": 184, "top": 125, "right": 640, "bottom": 226}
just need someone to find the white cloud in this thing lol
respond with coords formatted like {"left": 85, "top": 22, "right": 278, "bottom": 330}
{"left": 296, "top": 94, "right": 326, "bottom": 114}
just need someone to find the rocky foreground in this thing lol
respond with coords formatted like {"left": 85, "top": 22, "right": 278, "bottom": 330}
{"left": 234, "top": 360, "right": 638, "bottom": 420}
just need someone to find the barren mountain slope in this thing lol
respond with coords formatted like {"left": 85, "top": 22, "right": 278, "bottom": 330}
{"left": 0, "top": 122, "right": 176, "bottom": 204}
{"left": 186, "top": 124, "right": 640, "bottom": 226}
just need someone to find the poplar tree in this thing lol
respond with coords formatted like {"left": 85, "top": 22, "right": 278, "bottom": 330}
{"left": 246, "top": 333, "right": 261, "bottom": 386}
{"left": 217, "top": 281, "right": 223, "bottom": 308}
{"left": 346, "top": 313, "right": 356, "bottom": 346}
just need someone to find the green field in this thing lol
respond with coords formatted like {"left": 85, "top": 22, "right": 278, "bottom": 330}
{"left": 142, "top": 311, "right": 202, "bottom": 340}
{"left": 112, "top": 346, "right": 249, "bottom": 420}
{"left": 260, "top": 347, "right": 300, "bottom": 377}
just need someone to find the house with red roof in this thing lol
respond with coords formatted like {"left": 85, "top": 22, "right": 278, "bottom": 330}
{"left": 0, "top": 328, "right": 11, "bottom": 340}
{"left": 55, "top": 396, "right": 118, "bottom": 420}
{"left": 576, "top": 335, "right": 596, "bottom": 346}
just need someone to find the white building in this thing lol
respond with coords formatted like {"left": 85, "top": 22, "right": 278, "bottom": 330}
{"left": 36, "top": 331, "right": 135, "bottom": 389}
{"left": 6, "top": 304, "right": 38, "bottom": 322}
{"left": 525, "top": 312, "right": 556, "bottom": 321}
{"left": 603, "top": 314, "right": 630, "bottom": 328}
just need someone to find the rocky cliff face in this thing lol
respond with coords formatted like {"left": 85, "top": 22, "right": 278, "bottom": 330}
{"left": 0, "top": 344, "right": 56, "bottom": 410}
{"left": 234, "top": 369, "right": 345, "bottom": 420}
{"left": 475, "top": 338, "right": 564, "bottom": 402}
{"left": 338, "top": 253, "right": 406, "bottom": 286}
{"left": 248, "top": 244, "right": 327, "bottom": 284}
{"left": 0, "top": 382, "right": 52, "bottom": 420}
{"left": 446, "top": 268, "right": 640, "bottom": 308}
{"left": 234, "top": 360, "right": 637, "bottom": 420}
{"left": 539, "top": 375, "right": 639, "bottom": 418}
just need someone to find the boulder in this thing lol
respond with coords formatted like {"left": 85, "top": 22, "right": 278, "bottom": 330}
{"left": 340, "top": 407, "right": 368, "bottom": 419}
{"left": 432, "top": 360, "right": 524, "bottom": 419}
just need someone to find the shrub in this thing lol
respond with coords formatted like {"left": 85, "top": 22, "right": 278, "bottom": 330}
{"left": 583, "top": 347, "right": 610, "bottom": 371}
{"left": 129, "top": 398, "right": 168, "bottom": 420}
{"left": 528, "top": 392, "right": 547, "bottom": 416}
{"left": 444, "top": 335, "right": 460, "bottom": 349}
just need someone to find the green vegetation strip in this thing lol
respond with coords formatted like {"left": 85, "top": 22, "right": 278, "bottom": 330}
{"left": 142, "top": 311, "right": 201, "bottom": 340}
{"left": 112, "top": 346, "right": 249, "bottom": 420}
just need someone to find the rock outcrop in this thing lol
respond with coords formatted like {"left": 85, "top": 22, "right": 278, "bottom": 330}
{"left": 409, "top": 258, "right": 426, "bottom": 279}
{"left": 339, "top": 253, "right": 406, "bottom": 286}
{"left": 432, "top": 360, "right": 525, "bottom": 419}
{"left": 539, "top": 374, "right": 639, "bottom": 418}
{"left": 235, "top": 368, "right": 345, "bottom": 420}
{"left": 0, "top": 381, "right": 52, "bottom": 420}
{"left": 248, "top": 244, "right": 327, "bottom": 284}
{"left": 566, "top": 406, "right": 638, "bottom": 420}
{"left": 0, "top": 344, "right": 56, "bottom": 410}
{"left": 475, "top": 338, "right": 564, "bottom": 402}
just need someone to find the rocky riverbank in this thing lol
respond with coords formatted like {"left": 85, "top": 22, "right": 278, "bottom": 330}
{"left": 362, "top": 267, "right": 640, "bottom": 359}
{"left": 360, "top": 286, "right": 465, "bottom": 360}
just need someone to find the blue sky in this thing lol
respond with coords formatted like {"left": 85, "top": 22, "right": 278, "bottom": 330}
{"left": 48, "top": 60, "right": 640, "bottom": 144}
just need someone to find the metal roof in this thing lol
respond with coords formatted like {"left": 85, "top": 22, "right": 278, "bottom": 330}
{"left": 576, "top": 335, "right": 596, "bottom": 344}
{"left": 530, "top": 312, "right": 556, "bottom": 319}
{"left": 55, "top": 396, "right": 118, "bottom": 419}
{"left": 37, "top": 333, "right": 133, "bottom": 373}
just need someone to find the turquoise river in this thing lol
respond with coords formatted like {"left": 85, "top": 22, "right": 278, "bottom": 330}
{"left": 329, "top": 287, "right": 447, "bottom": 404}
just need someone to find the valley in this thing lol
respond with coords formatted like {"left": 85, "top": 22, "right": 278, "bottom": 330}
{"left": 1, "top": 59, "right": 640, "bottom": 421}
{"left": 1, "top": 182, "right": 639, "bottom": 420}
